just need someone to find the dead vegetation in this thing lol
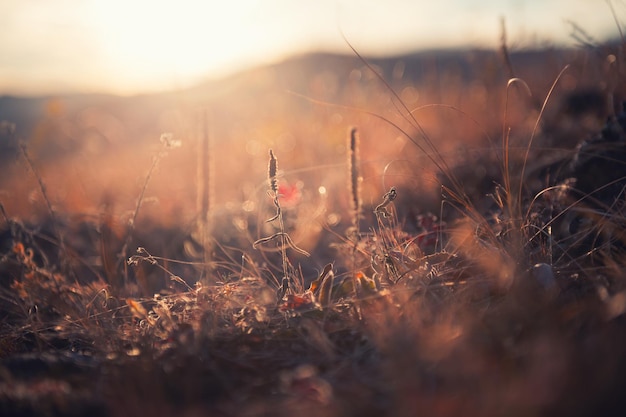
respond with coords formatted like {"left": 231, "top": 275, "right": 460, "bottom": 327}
{"left": 2, "top": 28, "right": 626, "bottom": 417}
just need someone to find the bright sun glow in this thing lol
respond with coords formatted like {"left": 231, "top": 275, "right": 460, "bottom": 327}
{"left": 1, "top": 0, "right": 307, "bottom": 95}
{"left": 85, "top": 0, "right": 274, "bottom": 92}
{"left": 0, "top": 0, "right": 620, "bottom": 95}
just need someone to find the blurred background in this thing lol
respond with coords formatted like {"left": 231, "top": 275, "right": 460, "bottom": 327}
{"left": 0, "top": 1, "right": 623, "bottom": 250}
{"left": 0, "top": 0, "right": 620, "bottom": 95}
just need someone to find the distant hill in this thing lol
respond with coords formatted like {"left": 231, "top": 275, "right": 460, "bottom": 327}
{"left": 0, "top": 45, "right": 619, "bottom": 164}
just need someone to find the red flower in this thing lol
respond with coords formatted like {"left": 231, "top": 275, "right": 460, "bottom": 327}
{"left": 278, "top": 182, "right": 302, "bottom": 208}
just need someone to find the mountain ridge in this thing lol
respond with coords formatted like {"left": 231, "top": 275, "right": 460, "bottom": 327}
{"left": 0, "top": 44, "right": 616, "bottom": 162}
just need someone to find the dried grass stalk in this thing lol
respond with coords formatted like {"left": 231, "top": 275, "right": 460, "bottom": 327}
{"left": 348, "top": 127, "right": 361, "bottom": 232}
{"left": 197, "top": 109, "right": 214, "bottom": 280}
{"left": 269, "top": 149, "right": 278, "bottom": 194}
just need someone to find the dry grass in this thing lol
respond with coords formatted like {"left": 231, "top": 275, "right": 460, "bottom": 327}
{"left": 2, "top": 31, "right": 626, "bottom": 416}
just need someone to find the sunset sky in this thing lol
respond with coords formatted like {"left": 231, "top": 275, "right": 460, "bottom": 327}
{"left": 1, "top": 0, "right": 621, "bottom": 96}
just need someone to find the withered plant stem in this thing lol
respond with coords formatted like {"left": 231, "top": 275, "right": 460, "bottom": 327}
{"left": 500, "top": 17, "right": 516, "bottom": 79}
{"left": 119, "top": 137, "right": 171, "bottom": 285}
{"left": 18, "top": 142, "right": 70, "bottom": 279}
{"left": 347, "top": 128, "right": 363, "bottom": 312}
{"left": 19, "top": 142, "right": 58, "bottom": 235}
{"left": 0, "top": 203, "right": 8, "bottom": 224}
{"left": 274, "top": 153, "right": 289, "bottom": 297}
{"left": 348, "top": 127, "right": 361, "bottom": 234}
{"left": 197, "top": 108, "right": 214, "bottom": 281}
{"left": 262, "top": 149, "right": 290, "bottom": 299}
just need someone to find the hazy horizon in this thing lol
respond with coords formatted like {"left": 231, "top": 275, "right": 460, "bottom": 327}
{"left": 1, "top": 0, "right": 621, "bottom": 96}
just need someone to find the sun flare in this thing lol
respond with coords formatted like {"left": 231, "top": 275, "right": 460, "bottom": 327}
{"left": 85, "top": 1, "right": 270, "bottom": 92}
{"left": 0, "top": 0, "right": 620, "bottom": 95}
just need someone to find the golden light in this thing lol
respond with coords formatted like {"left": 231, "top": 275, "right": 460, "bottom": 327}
{"left": 0, "top": 0, "right": 619, "bottom": 95}
{"left": 85, "top": 0, "right": 270, "bottom": 93}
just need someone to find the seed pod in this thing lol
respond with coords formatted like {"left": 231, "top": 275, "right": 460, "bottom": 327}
{"left": 268, "top": 149, "right": 278, "bottom": 194}
{"left": 347, "top": 128, "right": 361, "bottom": 229}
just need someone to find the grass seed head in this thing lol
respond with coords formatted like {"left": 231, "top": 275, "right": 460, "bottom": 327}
{"left": 348, "top": 127, "right": 361, "bottom": 228}
{"left": 268, "top": 149, "right": 278, "bottom": 194}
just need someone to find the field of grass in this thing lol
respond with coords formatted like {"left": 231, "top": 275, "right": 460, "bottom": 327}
{"left": 2, "top": 33, "right": 626, "bottom": 416}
